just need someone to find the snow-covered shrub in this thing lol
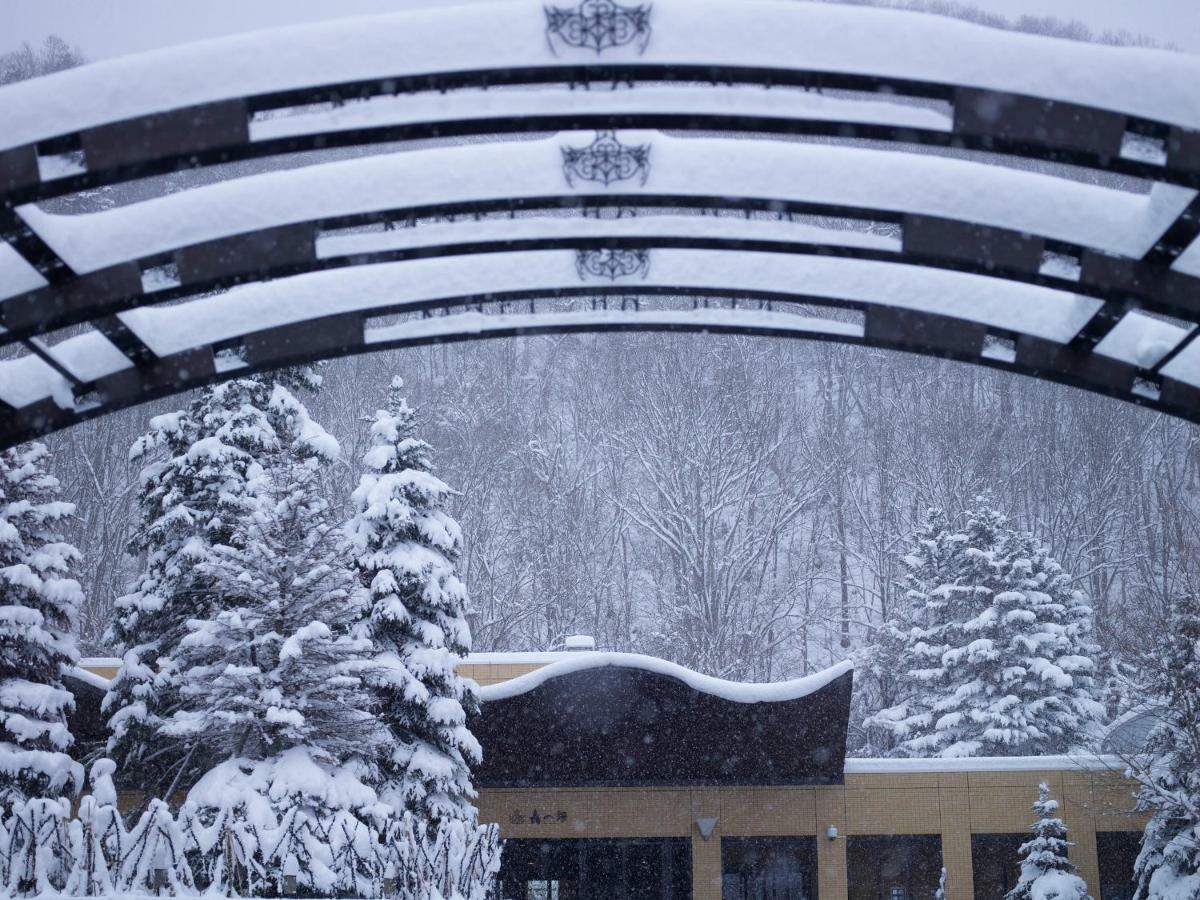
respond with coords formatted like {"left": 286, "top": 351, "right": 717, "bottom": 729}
{"left": 1, "top": 798, "right": 73, "bottom": 896}
{"left": 0, "top": 792, "right": 503, "bottom": 898}
{"left": 62, "top": 761, "right": 122, "bottom": 897}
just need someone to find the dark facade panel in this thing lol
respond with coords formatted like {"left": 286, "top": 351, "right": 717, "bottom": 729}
{"left": 80, "top": 100, "right": 250, "bottom": 171}
{"left": 971, "top": 834, "right": 1024, "bottom": 900}
{"left": 954, "top": 89, "right": 1126, "bottom": 157}
{"left": 847, "top": 836, "right": 943, "bottom": 900}
{"left": 470, "top": 665, "right": 853, "bottom": 788}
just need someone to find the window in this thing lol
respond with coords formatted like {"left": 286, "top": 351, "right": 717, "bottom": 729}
{"left": 722, "top": 837, "right": 818, "bottom": 900}
{"left": 499, "top": 838, "right": 690, "bottom": 900}
{"left": 847, "top": 836, "right": 943, "bottom": 900}
{"left": 971, "top": 834, "right": 1025, "bottom": 900}
{"left": 1097, "top": 832, "right": 1142, "bottom": 900}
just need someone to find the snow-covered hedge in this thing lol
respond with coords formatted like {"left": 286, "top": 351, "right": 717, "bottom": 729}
{"left": 0, "top": 787, "right": 501, "bottom": 899}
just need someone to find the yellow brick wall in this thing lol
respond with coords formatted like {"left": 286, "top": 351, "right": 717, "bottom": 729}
{"left": 458, "top": 662, "right": 548, "bottom": 687}
{"left": 478, "top": 772, "right": 1146, "bottom": 900}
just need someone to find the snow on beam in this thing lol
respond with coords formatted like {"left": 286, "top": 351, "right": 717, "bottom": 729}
{"left": 12, "top": 135, "right": 1193, "bottom": 280}
{"left": 248, "top": 85, "right": 952, "bottom": 144}
{"left": 0, "top": 0, "right": 1197, "bottom": 157}
{"left": 108, "top": 250, "right": 1100, "bottom": 360}
{"left": 0, "top": 294, "right": 1195, "bottom": 449}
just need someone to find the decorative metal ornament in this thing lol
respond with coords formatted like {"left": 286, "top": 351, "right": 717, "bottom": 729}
{"left": 562, "top": 131, "right": 651, "bottom": 187}
{"left": 544, "top": 0, "right": 653, "bottom": 55}
{"left": 576, "top": 248, "right": 651, "bottom": 280}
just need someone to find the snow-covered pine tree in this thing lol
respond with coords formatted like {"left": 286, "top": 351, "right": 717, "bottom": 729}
{"left": 165, "top": 382, "right": 386, "bottom": 823}
{"left": 0, "top": 442, "right": 84, "bottom": 813}
{"left": 868, "top": 499, "right": 1104, "bottom": 757}
{"left": 1005, "top": 783, "right": 1091, "bottom": 900}
{"left": 1129, "top": 593, "right": 1200, "bottom": 900}
{"left": 104, "top": 370, "right": 320, "bottom": 796}
{"left": 346, "top": 377, "right": 481, "bottom": 828}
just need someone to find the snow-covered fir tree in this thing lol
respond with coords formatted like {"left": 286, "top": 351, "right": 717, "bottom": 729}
{"left": 346, "top": 377, "right": 481, "bottom": 828}
{"left": 1129, "top": 593, "right": 1200, "bottom": 900}
{"left": 164, "top": 381, "right": 387, "bottom": 819}
{"left": 1005, "top": 783, "right": 1091, "bottom": 900}
{"left": 104, "top": 369, "right": 323, "bottom": 796}
{"left": 867, "top": 499, "right": 1105, "bottom": 757}
{"left": 0, "top": 443, "right": 84, "bottom": 813}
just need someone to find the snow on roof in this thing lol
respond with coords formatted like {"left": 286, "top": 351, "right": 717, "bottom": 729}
{"left": 477, "top": 652, "right": 853, "bottom": 704}
{"left": 0, "top": 0, "right": 1196, "bottom": 154}
{"left": 65, "top": 665, "right": 112, "bottom": 691}
{"left": 78, "top": 657, "right": 122, "bottom": 668}
{"left": 16, "top": 135, "right": 1189, "bottom": 278}
{"left": 843, "top": 754, "right": 1128, "bottom": 773}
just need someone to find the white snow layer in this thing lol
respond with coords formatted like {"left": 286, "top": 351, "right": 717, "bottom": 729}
{"left": 477, "top": 652, "right": 853, "bottom": 704}
{"left": 0, "top": 246, "right": 1107, "bottom": 409}
{"left": 15, "top": 135, "right": 1192, "bottom": 276}
{"left": 0, "top": 0, "right": 1197, "bottom": 153}
{"left": 251, "top": 85, "right": 952, "bottom": 142}
{"left": 365, "top": 308, "right": 865, "bottom": 347}
{"left": 1173, "top": 237, "right": 1200, "bottom": 279}
{"left": 65, "top": 665, "right": 112, "bottom": 691}
{"left": 844, "top": 754, "right": 1126, "bottom": 773}
{"left": 0, "top": 240, "right": 48, "bottom": 301}
{"left": 1093, "top": 312, "right": 1191, "bottom": 370}
{"left": 317, "top": 213, "right": 902, "bottom": 260}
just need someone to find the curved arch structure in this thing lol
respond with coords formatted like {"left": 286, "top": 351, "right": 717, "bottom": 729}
{"left": 1, "top": 0, "right": 1199, "bottom": 446}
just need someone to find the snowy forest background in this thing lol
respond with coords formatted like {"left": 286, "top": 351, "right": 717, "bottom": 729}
{"left": 44, "top": 334, "right": 1200, "bottom": 743}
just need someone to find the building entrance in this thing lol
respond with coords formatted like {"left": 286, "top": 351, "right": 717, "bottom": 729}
{"left": 499, "top": 838, "right": 692, "bottom": 900}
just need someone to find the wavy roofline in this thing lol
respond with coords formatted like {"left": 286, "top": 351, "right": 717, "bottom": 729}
{"left": 476, "top": 652, "right": 854, "bottom": 704}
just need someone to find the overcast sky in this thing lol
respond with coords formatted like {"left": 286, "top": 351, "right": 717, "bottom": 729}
{"left": 4, "top": 0, "right": 1199, "bottom": 60}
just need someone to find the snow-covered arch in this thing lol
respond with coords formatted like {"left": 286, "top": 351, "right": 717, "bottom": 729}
{"left": 1, "top": 0, "right": 1198, "bottom": 446}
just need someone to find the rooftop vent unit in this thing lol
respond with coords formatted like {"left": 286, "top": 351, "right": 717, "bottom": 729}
{"left": 564, "top": 635, "right": 596, "bottom": 652}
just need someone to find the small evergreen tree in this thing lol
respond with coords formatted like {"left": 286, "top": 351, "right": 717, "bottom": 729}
{"left": 868, "top": 499, "right": 1104, "bottom": 757}
{"left": 346, "top": 378, "right": 480, "bottom": 827}
{"left": 1130, "top": 593, "right": 1200, "bottom": 900}
{"left": 1006, "top": 783, "right": 1090, "bottom": 900}
{"left": 0, "top": 443, "right": 84, "bottom": 813}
